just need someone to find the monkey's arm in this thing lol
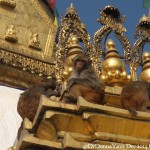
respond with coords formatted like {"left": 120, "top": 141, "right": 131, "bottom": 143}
{"left": 80, "top": 68, "right": 102, "bottom": 90}
{"left": 67, "top": 78, "right": 89, "bottom": 87}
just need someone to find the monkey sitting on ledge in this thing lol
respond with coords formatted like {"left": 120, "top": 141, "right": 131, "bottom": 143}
{"left": 120, "top": 81, "right": 150, "bottom": 116}
{"left": 17, "top": 77, "right": 59, "bottom": 139}
{"left": 63, "top": 53, "right": 105, "bottom": 104}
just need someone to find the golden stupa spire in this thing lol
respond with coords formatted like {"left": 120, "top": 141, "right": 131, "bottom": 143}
{"left": 140, "top": 51, "right": 150, "bottom": 82}
{"left": 101, "top": 39, "right": 131, "bottom": 86}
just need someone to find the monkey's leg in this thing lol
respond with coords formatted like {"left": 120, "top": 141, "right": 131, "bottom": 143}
{"left": 80, "top": 86, "right": 103, "bottom": 104}
{"left": 82, "top": 91, "right": 101, "bottom": 104}
{"left": 64, "top": 85, "right": 82, "bottom": 103}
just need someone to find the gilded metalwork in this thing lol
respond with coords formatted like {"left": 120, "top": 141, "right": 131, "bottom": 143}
{"left": 0, "top": 48, "right": 54, "bottom": 77}
{"left": 55, "top": 3, "right": 93, "bottom": 82}
{"left": 131, "top": 15, "right": 150, "bottom": 80}
{"left": 101, "top": 39, "right": 131, "bottom": 86}
{"left": 29, "top": 33, "right": 41, "bottom": 50}
{"left": 135, "top": 15, "right": 150, "bottom": 38}
{"left": 58, "top": 3, "right": 92, "bottom": 53}
{"left": 141, "top": 51, "right": 150, "bottom": 82}
{"left": 4, "top": 24, "right": 18, "bottom": 42}
{"left": 0, "top": 0, "right": 16, "bottom": 8}
{"left": 54, "top": 47, "right": 64, "bottom": 83}
{"left": 93, "top": 6, "right": 132, "bottom": 75}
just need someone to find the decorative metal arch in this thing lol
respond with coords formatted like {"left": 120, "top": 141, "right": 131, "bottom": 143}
{"left": 55, "top": 3, "right": 93, "bottom": 82}
{"left": 58, "top": 3, "right": 92, "bottom": 54}
{"left": 93, "top": 6, "right": 132, "bottom": 74}
{"left": 130, "top": 15, "right": 150, "bottom": 80}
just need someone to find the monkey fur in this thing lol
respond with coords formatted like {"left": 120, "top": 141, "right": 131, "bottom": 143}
{"left": 120, "top": 81, "right": 150, "bottom": 116}
{"left": 17, "top": 77, "right": 59, "bottom": 139}
{"left": 64, "top": 53, "right": 105, "bottom": 104}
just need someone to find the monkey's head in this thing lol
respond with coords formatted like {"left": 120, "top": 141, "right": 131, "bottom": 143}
{"left": 72, "top": 53, "right": 92, "bottom": 72}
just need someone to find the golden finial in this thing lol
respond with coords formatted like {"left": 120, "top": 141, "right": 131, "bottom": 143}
{"left": 67, "top": 34, "right": 83, "bottom": 55}
{"left": 70, "top": 3, "right": 74, "bottom": 8}
{"left": 139, "top": 14, "right": 149, "bottom": 23}
{"left": 100, "top": 39, "right": 131, "bottom": 86}
{"left": 140, "top": 51, "right": 150, "bottom": 82}
{"left": 66, "top": 3, "right": 77, "bottom": 17}
{"left": 68, "top": 34, "right": 79, "bottom": 44}
{"left": 106, "top": 39, "right": 116, "bottom": 51}
{"left": 142, "top": 51, "right": 150, "bottom": 63}
{"left": 105, "top": 39, "right": 120, "bottom": 59}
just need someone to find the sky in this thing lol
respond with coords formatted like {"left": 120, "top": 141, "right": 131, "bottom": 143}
{"left": 56, "top": 0, "right": 149, "bottom": 76}
{"left": 56, "top": 0, "right": 149, "bottom": 46}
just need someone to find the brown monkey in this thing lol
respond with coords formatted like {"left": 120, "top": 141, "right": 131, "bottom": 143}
{"left": 63, "top": 53, "right": 105, "bottom": 104}
{"left": 17, "top": 77, "right": 59, "bottom": 139}
{"left": 120, "top": 81, "right": 150, "bottom": 116}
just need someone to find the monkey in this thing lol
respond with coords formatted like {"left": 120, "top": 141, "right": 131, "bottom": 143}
{"left": 63, "top": 53, "right": 105, "bottom": 104}
{"left": 120, "top": 81, "right": 150, "bottom": 116}
{"left": 17, "top": 76, "right": 60, "bottom": 139}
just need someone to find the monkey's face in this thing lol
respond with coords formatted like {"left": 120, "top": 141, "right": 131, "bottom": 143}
{"left": 75, "top": 60, "right": 86, "bottom": 72}
{"left": 72, "top": 53, "right": 92, "bottom": 72}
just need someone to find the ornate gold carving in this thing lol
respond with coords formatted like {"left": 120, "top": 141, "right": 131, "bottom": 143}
{"left": 0, "top": 49, "right": 55, "bottom": 77}
{"left": 58, "top": 3, "right": 92, "bottom": 53}
{"left": 135, "top": 15, "right": 150, "bottom": 38}
{"left": 4, "top": 24, "right": 18, "bottom": 42}
{"left": 131, "top": 15, "right": 150, "bottom": 80}
{"left": 93, "top": 5, "right": 132, "bottom": 76}
{"left": 55, "top": 3, "right": 93, "bottom": 82}
{"left": 0, "top": 0, "right": 16, "bottom": 8}
{"left": 1, "top": 30, "right": 53, "bottom": 62}
{"left": 29, "top": 33, "right": 41, "bottom": 50}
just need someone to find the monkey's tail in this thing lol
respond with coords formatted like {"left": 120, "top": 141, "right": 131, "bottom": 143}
{"left": 59, "top": 90, "right": 67, "bottom": 101}
{"left": 128, "top": 107, "right": 137, "bottom": 116}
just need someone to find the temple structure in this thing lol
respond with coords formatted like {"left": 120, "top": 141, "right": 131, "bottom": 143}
{"left": 0, "top": 0, "right": 150, "bottom": 150}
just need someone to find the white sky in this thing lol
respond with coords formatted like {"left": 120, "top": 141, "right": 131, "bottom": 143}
{"left": 0, "top": 86, "right": 23, "bottom": 150}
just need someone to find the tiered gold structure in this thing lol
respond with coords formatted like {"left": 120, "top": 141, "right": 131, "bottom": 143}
{"left": 6, "top": 2, "right": 150, "bottom": 150}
